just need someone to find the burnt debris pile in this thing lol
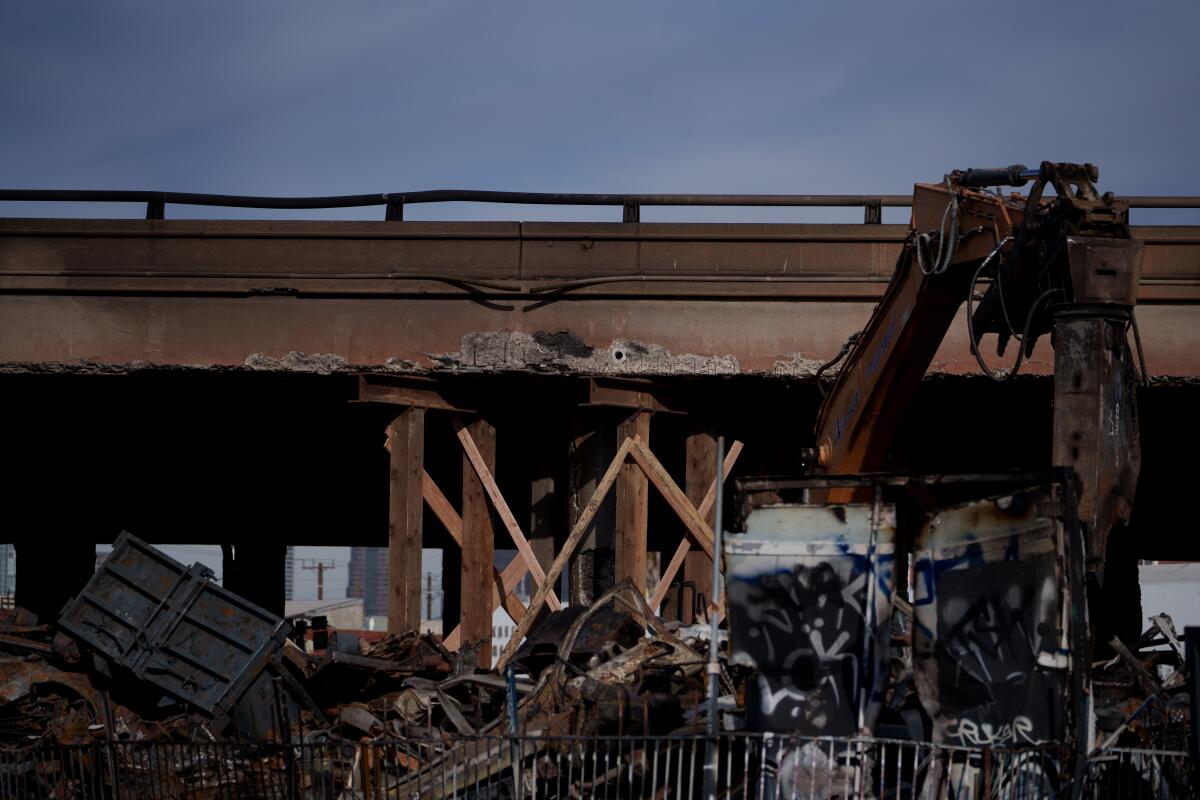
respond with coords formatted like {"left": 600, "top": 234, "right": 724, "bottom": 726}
{"left": 0, "top": 536, "right": 738, "bottom": 797}
{"left": 0, "top": 531, "right": 1192, "bottom": 798}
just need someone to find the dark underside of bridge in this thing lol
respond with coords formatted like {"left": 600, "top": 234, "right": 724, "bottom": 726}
{"left": 3, "top": 370, "right": 1194, "bottom": 645}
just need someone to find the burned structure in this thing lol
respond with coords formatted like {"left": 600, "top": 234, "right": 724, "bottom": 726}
{"left": 0, "top": 173, "right": 1196, "bottom": 796}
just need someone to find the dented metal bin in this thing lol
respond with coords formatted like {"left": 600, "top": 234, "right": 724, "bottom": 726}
{"left": 57, "top": 531, "right": 290, "bottom": 720}
{"left": 724, "top": 501, "right": 896, "bottom": 735}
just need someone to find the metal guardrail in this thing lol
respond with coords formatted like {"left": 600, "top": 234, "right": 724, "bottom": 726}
{"left": 0, "top": 735, "right": 1189, "bottom": 799}
{"left": 1088, "top": 748, "right": 1194, "bottom": 800}
{"left": 2, "top": 188, "right": 1199, "bottom": 223}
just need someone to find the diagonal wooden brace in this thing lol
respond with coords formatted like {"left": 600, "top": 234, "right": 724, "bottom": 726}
{"left": 496, "top": 437, "right": 634, "bottom": 670}
{"left": 647, "top": 440, "right": 742, "bottom": 612}
{"left": 626, "top": 437, "right": 714, "bottom": 557}
{"left": 453, "top": 417, "right": 562, "bottom": 613}
{"left": 421, "top": 470, "right": 530, "bottom": 650}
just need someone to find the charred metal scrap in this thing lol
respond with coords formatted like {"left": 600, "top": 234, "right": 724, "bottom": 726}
{"left": 0, "top": 537, "right": 736, "bottom": 798}
{"left": 0, "top": 522, "right": 1190, "bottom": 798}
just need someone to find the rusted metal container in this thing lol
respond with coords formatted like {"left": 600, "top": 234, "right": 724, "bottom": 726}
{"left": 57, "top": 531, "right": 291, "bottom": 722}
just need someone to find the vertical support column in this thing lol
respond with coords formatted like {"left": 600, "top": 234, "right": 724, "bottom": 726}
{"left": 387, "top": 407, "right": 425, "bottom": 634}
{"left": 616, "top": 410, "right": 651, "bottom": 592}
{"left": 568, "top": 412, "right": 616, "bottom": 605}
{"left": 683, "top": 424, "right": 717, "bottom": 624}
{"left": 461, "top": 417, "right": 497, "bottom": 666}
{"left": 529, "top": 408, "right": 565, "bottom": 593}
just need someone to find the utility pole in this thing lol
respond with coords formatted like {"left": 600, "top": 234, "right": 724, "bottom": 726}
{"left": 301, "top": 559, "right": 338, "bottom": 601}
{"left": 426, "top": 572, "right": 434, "bottom": 621}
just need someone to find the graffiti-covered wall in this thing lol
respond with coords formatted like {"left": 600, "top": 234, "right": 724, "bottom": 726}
{"left": 725, "top": 503, "right": 896, "bottom": 735}
{"left": 912, "top": 489, "right": 1071, "bottom": 747}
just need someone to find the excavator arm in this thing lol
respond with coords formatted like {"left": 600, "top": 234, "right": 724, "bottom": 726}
{"left": 810, "top": 162, "right": 1144, "bottom": 577}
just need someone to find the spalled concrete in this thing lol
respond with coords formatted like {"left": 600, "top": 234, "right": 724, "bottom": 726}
{"left": 427, "top": 331, "right": 743, "bottom": 376}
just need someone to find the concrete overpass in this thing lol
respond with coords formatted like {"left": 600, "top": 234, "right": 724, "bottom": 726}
{"left": 1, "top": 193, "right": 1197, "bottom": 655}
{"left": 1, "top": 216, "right": 1198, "bottom": 376}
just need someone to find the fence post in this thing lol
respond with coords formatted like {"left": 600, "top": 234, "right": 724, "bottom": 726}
{"left": 101, "top": 691, "right": 120, "bottom": 799}
{"left": 702, "top": 436, "right": 726, "bottom": 800}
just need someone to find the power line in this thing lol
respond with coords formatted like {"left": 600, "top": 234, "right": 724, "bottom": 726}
{"left": 300, "top": 559, "right": 338, "bottom": 601}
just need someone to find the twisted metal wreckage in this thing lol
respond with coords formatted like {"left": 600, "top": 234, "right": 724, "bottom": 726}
{"left": 0, "top": 512, "right": 1190, "bottom": 799}
{"left": 0, "top": 163, "right": 1194, "bottom": 798}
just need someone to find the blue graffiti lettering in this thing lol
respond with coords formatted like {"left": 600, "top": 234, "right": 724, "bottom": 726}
{"left": 832, "top": 388, "right": 862, "bottom": 447}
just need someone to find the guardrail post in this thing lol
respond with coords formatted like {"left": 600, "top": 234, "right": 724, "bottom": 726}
{"left": 146, "top": 196, "right": 165, "bottom": 220}
{"left": 622, "top": 200, "right": 640, "bottom": 223}
{"left": 863, "top": 197, "right": 882, "bottom": 224}
{"left": 385, "top": 200, "right": 404, "bottom": 221}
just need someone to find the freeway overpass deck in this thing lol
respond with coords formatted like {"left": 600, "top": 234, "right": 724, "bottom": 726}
{"left": 1, "top": 217, "right": 1198, "bottom": 377}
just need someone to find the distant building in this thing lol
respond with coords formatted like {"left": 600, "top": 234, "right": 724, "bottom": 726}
{"left": 284, "top": 545, "right": 296, "bottom": 601}
{"left": 347, "top": 546, "right": 389, "bottom": 617}
{"left": 0, "top": 544, "right": 14, "bottom": 598}
{"left": 346, "top": 547, "right": 447, "bottom": 624}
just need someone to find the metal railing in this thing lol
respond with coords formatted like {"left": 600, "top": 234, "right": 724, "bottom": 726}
{"left": 1086, "top": 748, "right": 1193, "bottom": 800}
{"left": 2, "top": 188, "right": 1199, "bottom": 223}
{"left": 0, "top": 734, "right": 1189, "bottom": 799}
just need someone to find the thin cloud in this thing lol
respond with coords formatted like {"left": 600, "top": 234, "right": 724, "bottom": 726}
{"left": 1, "top": 0, "right": 1195, "bottom": 221}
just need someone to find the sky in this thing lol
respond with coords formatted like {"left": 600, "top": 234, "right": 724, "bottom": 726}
{"left": 91, "top": 543, "right": 440, "bottom": 605}
{"left": 7, "top": 3, "right": 1200, "bottom": 599}
{"left": 2, "top": 1, "right": 1198, "bottom": 225}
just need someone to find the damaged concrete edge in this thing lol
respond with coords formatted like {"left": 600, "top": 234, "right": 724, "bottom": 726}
{"left": 0, "top": 329, "right": 1189, "bottom": 382}
{"left": 425, "top": 331, "right": 743, "bottom": 376}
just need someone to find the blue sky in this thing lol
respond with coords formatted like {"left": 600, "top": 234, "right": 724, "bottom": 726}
{"left": 8, "top": 2, "right": 1198, "bottom": 598}
{"left": 2, "top": 1, "right": 1197, "bottom": 224}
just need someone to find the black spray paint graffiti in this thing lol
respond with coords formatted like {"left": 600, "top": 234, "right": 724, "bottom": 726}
{"left": 915, "top": 542, "right": 1067, "bottom": 747}
{"left": 728, "top": 559, "right": 879, "bottom": 735}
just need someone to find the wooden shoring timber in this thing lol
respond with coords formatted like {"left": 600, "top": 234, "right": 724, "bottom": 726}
{"left": 496, "top": 435, "right": 725, "bottom": 670}
{"left": 460, "top": 417, "right": 496, "bottom": 666}
{"left": 452, "top": 416, "right": 563, "bottom": 612}
{"left": 422, "top": 470, "right": 462, "bottom": 545}
{"left": 648, "top": 440, "right": 743, "bottom": 613}
{"left": 357, "top": 375, "right": 476, "bottom": 413}
{"left": 443, "top": 556, "right": 530, "bottom": 649}
{"left": 680, "top": 427, "right": 717, "bottom": 625}
{"left": 615, "top": 410, "right": 651, "bottom": 591}
{"left": 421, "top": 471, "right": 528, "bottom": 650}
{"left": 386, "top": 408, "right": 425, "bottom": 634}
{"left": 496, "top": 437, "right": 634, "bottom": 670}
{"left": 626, "top": 438, "right": 714, "bottom": 558}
